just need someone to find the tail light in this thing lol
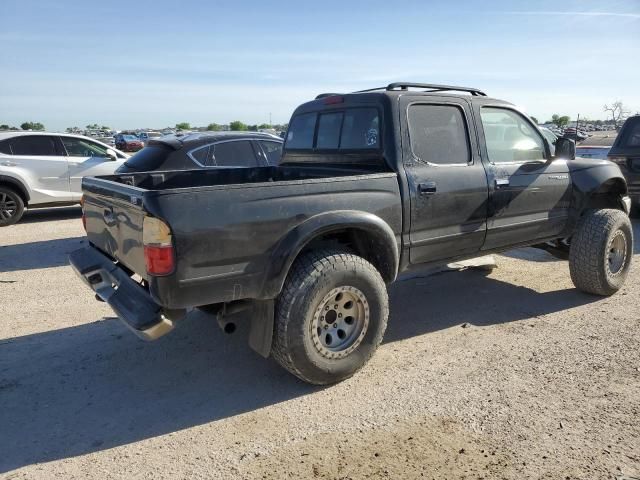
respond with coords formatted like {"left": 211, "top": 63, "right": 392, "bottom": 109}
{"left": 80, "top": 195, "right": 86, "bottom": 231}
{"left": 143, "top": 216, "right": 175, "bottom": 275}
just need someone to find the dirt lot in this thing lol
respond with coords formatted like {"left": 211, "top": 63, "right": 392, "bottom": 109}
{"left": 1, "top": 207, "right": 639, "bottom": 479}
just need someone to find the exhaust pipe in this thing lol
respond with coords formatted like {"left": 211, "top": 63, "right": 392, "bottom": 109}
{"left": 214, "top": 300, "right": 252, "bottom": 334}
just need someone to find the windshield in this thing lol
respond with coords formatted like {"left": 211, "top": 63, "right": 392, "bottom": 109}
{"left": 123, "top": 135, "right": 138, "bottom": 141}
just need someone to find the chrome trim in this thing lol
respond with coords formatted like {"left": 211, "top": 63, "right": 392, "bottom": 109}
{"left": 622, "top": 195, "right": 631, "bottom": 215}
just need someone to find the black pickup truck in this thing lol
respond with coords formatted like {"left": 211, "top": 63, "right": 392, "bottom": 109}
{"left": 70, "top": 82, "right": 633, "bottom": 385}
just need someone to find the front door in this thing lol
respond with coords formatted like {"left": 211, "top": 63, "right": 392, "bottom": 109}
{"left": 400, "top": 97, "right": 489, "bottom": 264}
{"left": 475, "top": 106, "right": 572, "bottom": 250}
{"left": 59, "top": 136, "right": 125, "bottom": 200}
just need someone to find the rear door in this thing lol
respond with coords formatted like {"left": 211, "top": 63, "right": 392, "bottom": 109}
{"left": 2, "top": 135, "right": 71, "bottom": 203}
{"left": 399, "top": 96, "right": 489, "bottom": 264}
{"left": 476, "top": 106, "right": 571, "bottom": 250}
{"left": 60, "top": 136, "right": 127, "bottom": 199}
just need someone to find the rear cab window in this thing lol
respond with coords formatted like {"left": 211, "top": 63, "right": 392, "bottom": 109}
{"left": 285, "top": 107, "right": 381, "bottom": 151}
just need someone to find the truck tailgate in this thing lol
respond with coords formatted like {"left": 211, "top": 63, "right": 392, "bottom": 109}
{"left": 82, "top": 178, "right": 148, "bottom": 277}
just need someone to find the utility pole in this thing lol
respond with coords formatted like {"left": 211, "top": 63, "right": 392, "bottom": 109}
{"left": 269, "top": 112, "right": 272, "bottom": 126}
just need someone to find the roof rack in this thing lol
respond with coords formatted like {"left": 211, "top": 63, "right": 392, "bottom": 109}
{"left": 356, "top": 82, "right": 487, "bottom": 96}
{"left": 316, "top": 82, "right": 487, "bottom": 100}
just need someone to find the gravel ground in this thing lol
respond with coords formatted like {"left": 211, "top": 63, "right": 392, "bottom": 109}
{"left": 1, "top": 206, "right": 639, "bottom": 479}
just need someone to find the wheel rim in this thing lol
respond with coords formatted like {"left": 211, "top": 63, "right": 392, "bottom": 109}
{"left": 607, "top": 230, "right": 627, "bottom": 275}
{"left": 310, "top": 286, "right": 370, "bottom": 359}
{"left": 0, "top": 193, "right": 17, "bottom": 220}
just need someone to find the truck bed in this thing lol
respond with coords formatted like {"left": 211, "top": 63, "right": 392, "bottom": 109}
{"left": 81, "top": 165, "right": 402, "bottom": 309}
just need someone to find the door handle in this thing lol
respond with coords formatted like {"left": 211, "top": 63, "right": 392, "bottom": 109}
{"left": 418, "top": 182, "right": 437, "bottom": 195}
{"left": 495, "top": 178, "right": 510, "bottom": 188}
{"left": 0, "top": 161, "right": 18, "bottom": 167}
{"left": 103, "top": 208, "right": 115, "bottom": 225}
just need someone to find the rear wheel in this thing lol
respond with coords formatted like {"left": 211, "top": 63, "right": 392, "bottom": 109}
{"left": 0, "top": 186, "right": 25, "bottom": 226}
{"left": 272, "top": 249, "right": 388, "bottom": 385}
{"left": 569, "top": 208, "right": 633, "bottom": 296}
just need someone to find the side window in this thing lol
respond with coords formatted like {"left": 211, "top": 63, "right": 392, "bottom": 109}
{"left": 480, "top": 108, "right": 545, "bottom": 163}
{"left": 316, "top": 112, "right": 343, "bottom": 149}
{"left": 61, "top": 137, "right": 109, "bottom": 157}
{"left": 340, "top": 108, "right": 379, "bottom": 149}
{"left": 620, "top": 117, "right": 640, "bottom": 147}
{"left": 408, "top": 104, "right": 471, "bottom": 165}
{"left": 211, "top": 141, "right": 259, "bottom": 167}
{"left": 259, "top": 141, "right": 283, "bottom": 165}
{"left": 8, "top": 136, "right": 59, "bottom": 156}
{"left": 189, "top": 145, "right": 211, "bottom": 166}
{"left": 286, "top": 113, "right": 316, "bottom": 149}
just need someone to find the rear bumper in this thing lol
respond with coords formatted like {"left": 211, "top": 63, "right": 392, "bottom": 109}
{"left": 69, "top": 246, "right": 185, "bottom": 340}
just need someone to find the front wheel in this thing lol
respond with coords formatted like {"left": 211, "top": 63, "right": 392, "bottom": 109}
{"left": 0, "top": 186, "right": 25, "bottom": 226}
{"left": 272, "top": 249, "right": 389, "bottom": 385}
{"left": 569, "top": 208, "right": 633, "bottom": 296}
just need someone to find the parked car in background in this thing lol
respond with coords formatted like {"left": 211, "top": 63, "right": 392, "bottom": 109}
{"left": 575, "top": 146, "right": 610, "bottom": 160}
{"left": 563, "top": 128, "right": 588, "bottom": 142}
{"left": 115, "top": 132, "right": 283, "bottom": 173}
{"left": 138, "top": 131, "right": 163, "bottom": 145}
{"left": 608, "top": 115, "right": 640, "bottom": 212}
{"left": 115, "top": 134, "right": 144, "bottom": 152}
{"left": 0, "top": 132, "right": 128, "bottom": 225}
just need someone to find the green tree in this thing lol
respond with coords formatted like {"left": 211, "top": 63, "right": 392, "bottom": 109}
{"left": 258, "top": 123, "right": 272, "bottom": 129}
{"left": 247, "top": 124, "right": 258, "bottom": 132}
{"left": 550, "top": 114, "right": 570, "bottom": 128}
{"left": 0, "top": 124, "right": 10, "bottom": 130}
{"left": 530, "top": 116, "right": 539, "bottom": 124}
{"left": 21, "top": 121, "right": 45, "bottom": 131}
{"left": 175, "top": 122, "right": 191, "bottom": 130}
{"left": 206, "top": 123, "right": 222, "bottom": 131}
{"left": 229, "top": 121, "right": 248, "bottom": 131}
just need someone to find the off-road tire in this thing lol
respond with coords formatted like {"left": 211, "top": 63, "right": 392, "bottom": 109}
{"left": 0, "top": 186, "right": 25, "bottom": 226}
{"left": 569, "top": 208, "right": 633, "bottom": 296}
{"left": 272, "top": 249, "right": 389, "bottom": 385}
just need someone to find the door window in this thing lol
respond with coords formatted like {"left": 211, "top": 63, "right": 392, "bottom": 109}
{"left": 259, "top": 141, "right": 283, "bottom": 165}
{"left": 481, "top": 108, "right": 546, "bottom": 163}
{"left": 408, "top": 104, "right": 471, "bottom": 165}
{"left": 5, "top": 135, "right": 60, "bottom": 156}
{"left": 61, "top": 137, "right": 109, "bottom": 157}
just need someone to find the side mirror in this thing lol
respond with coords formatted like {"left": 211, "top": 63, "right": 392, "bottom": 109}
{"left": 554, "top": 137, "right": 576, "bottom": 160}
{"left": 105, "top": 149, "right": 117, "bottom": 161}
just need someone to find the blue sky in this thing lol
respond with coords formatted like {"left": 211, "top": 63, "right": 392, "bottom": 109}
{"left": 1, "top": 0, "right": 639, "bottom": 131}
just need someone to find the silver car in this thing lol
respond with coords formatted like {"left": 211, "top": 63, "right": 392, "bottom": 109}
{"left": 0, "top": 132, "right": 129, "bottom": 225}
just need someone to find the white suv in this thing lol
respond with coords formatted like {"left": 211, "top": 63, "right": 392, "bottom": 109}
{"left": 0, "top": 132, "right": 129, "bottom": 226}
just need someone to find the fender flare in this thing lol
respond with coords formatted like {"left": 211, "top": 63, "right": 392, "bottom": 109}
{"left": 260, "top": 210, "right": 399, "bottom": 299}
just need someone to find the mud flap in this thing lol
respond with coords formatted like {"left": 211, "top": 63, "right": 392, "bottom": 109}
{"left": 248, "top": 299, "right": 275, "bottom": 358}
